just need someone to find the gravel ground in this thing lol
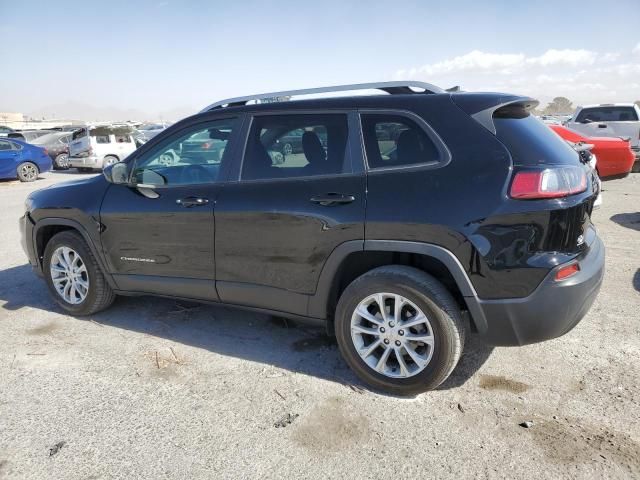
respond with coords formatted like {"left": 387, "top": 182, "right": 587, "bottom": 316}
{"left": 1, "top": 170, "right": 639, "bottom": 480}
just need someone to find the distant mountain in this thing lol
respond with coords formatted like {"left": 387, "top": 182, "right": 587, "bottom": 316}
{"left": 28, "top": 101, "right": 195, "bottom": 123}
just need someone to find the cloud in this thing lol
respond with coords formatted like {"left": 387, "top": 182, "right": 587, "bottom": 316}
{"left": 633, "top": 42, "right": 640, "bottom": 55}
{"left": 393, "top": 46, "right": 640, "bottom": 104}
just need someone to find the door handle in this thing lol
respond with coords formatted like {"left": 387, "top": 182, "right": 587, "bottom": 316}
{"left": 176, "top": 197, "right": 209, "bottom": 208}
{"left": 309, "top": 193, "right": 355, "bottom": 206}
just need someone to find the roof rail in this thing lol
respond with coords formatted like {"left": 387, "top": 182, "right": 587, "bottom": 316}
{"left": 200, "top": 81, "right": 445, "bottom": 112}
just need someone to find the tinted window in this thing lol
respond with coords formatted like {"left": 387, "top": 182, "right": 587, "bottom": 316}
{"left": 132, "top": 118, "right": 237, "bottom": 186}
{"left": 576, "top": 107, "right": 639, "bottom": 123}
{"left": 95, "top": 135, "right": 110, "bottom": 144}
{"left": 361, "top": 114, "right": 441, "bottom": 169}
{"left": 242, "top": 114, "right": 348, "bottom": 180}
{"left": 494, "top": 114, "right": 579, "bottom": 166}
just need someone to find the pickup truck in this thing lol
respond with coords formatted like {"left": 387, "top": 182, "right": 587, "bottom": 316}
{"left": 566, "top": 103, "right": 640, "bottom": 171}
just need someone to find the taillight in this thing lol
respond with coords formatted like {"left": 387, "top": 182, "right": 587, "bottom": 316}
{"left": 510, "top": 166, "right": 587, "bottom": 199}
{"left": 555, "top": 263, "right": 580, "bottom": 281}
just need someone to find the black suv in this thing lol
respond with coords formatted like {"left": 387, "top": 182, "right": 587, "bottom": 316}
{"left": 20, "top": 82, "right": 604, "bottom": 395}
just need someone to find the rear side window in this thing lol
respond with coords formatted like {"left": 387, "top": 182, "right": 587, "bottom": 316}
{"left": 95, "top": 135, "right": 110, "bottom": 144}
{"left": 0, "top": 140, "right": 12, "bottom": 151}
{"left": 494, "top": 114, "right": 579, "bottom": 166}
{"left": 361, "top": 114, "right": 442, "bottom": 169}
{"left": 115, "top": 135, "right": 131, "bottom": 143}
{"left": 575, "top": 107, "right": 639, "bottom": 123}
{"left": 242, "top": 114, "right": 349, "bottom": 180}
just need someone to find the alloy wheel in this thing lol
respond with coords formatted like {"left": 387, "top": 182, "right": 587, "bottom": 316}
{"left": 350, "top": 293, "right": 435, "bottom": 378}
{"left": 50, "top": 246, "right": 90, "bottom": 305}
{"left": 19, "top": 163, "right": 38, "bottom": 181}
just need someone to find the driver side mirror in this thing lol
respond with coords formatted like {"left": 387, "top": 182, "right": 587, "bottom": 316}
{"left": 103, "top": 161, "right": 130, "bottom": 184}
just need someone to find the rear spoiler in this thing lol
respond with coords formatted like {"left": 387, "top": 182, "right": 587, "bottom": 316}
{"left": 452, "top": 94, "right": 539, "bottom": 135}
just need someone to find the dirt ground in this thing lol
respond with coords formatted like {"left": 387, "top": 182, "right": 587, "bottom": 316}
{"left": 1, "top": 170, "right": 639, "bottom": 479}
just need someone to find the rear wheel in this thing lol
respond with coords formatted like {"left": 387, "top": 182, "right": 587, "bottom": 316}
{"left": 335, "top": 265, "right": 465, "bottom": 396}
{"left": 54, "top": 153, "right": 69, "bottom": 170}
{"left": 43, "top": 231, "right": 116, "bottom": 315}
{"left": 17, "top": 162, "right": 39, "bottom": 182}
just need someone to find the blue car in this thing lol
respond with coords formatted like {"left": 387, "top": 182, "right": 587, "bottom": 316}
{"left": 0, "top": 137, "right": 52, "bottom": 182}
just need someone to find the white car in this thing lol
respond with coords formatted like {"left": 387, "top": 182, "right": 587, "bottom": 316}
{"left": 68, "top": 125, "right": 137, "bottom": 172}
{"left": 565, "top": 103, "right": 640, "bottom": 171}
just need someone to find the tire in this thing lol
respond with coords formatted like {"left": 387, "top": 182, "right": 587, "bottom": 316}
{"left": 335, "top": 265, "right": 465, "bottom": 396}
{"left": 282, "top": 143, "right": 293, "bottom": 155}
{"left": 17, "top": 162, "right": 39, "bottom": 182}
{"left": 54, "top": 153, "right": 69, "bottom": 170}
{"left": 43, "top": 231, "right": 116, "bottom": 315}
{"left": 102, "top": 155, "right": 118, "bottom": 169}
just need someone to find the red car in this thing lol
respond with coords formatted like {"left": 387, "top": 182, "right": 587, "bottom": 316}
{"left": 550, "top": 125, "right": 634, "bottom": 179}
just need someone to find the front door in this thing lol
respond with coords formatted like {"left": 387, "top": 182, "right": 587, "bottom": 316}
{"left": 214, "top": 112, "right": 366, "bottom": 316}
{"left": 99, "top": 116, "right": 242, "bottom": 301}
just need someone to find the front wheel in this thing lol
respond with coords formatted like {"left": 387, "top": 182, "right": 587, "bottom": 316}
{"left": 43, "top": 231, "right": 116, "bottom": 315}
{"left": 335, "top": 265, "right": 465, "bottom": 396}
{"left": 17, "top": 162, "right": 39, "bottom": 182}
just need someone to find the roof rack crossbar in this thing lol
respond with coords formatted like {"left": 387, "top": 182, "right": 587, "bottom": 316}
{"left": 200, "top": 81, "right": 445, "bottom": 112}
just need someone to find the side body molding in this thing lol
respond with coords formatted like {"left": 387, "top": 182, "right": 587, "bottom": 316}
{"left": 363, "top": 240, "right": 488, "bottom": 334}
{"left": 308, "top": 239, "right": 488, "bottom": 334}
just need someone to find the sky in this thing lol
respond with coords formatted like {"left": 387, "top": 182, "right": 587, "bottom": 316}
{"left": 0, "top": 0, "right": 639, "bottom": 121}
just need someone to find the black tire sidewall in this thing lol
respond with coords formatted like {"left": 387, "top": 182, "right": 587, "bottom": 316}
{"left": 335, "top": 270, "right": 462, "bottom": 395}
{"left": 43, "top": 232, "right": 102, "bottom": 315}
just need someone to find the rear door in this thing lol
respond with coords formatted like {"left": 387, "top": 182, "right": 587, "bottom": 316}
{"left": 214, "top": 111, "right": 365, "bottom": 316}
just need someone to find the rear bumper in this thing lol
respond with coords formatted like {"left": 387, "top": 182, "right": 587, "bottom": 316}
{"left": 475, "top": 235, "right": 605, "bottom": 346}
{"left": 69, "top": 155, "right": 102, "bottom": 169}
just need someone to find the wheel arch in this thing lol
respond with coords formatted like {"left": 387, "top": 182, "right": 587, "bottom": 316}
{"left": 310, "top": 240, "right": 487, "bottom": 336}
{"left": 33, "top": 218, "right": 116, "bottom": 289}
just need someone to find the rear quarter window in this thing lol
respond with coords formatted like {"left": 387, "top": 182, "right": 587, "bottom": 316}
{"left": 494, "top": 115, "right": 579, "bottom": 166}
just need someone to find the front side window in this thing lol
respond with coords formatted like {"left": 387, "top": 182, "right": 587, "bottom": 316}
{"left": 132, "top": 117, "right": 237, "bottom": 186}
{"left": 242, "top": 114, "right": 349, "bottom": 180}
{"left": 361, "top": 114, "right": 442, "bottom": 169}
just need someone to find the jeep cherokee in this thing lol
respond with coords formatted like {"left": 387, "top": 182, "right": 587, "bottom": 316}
{"left": 20, "top": 81, "right": 605, "bottom": 395}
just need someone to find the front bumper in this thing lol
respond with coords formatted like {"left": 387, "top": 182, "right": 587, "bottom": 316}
{"left": 19, "top": 213, "right": 40, "bottom": 272}
{"left": 475, "top": 235, "right": 605, "bottom": 346}
{"left": 69, "top": 155, "right": 102, "bottom": 169}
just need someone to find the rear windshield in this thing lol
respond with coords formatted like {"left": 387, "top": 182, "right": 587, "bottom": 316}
{"left": 575, "top": 106, "right": 638, "bottom": 123}
{"left": 494, "top": 114, "right": 579, "bottom": 166}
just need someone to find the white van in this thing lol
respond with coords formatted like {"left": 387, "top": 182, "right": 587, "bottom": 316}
{"left": 68, "top": 125, "right": 137, "bottom": 171}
